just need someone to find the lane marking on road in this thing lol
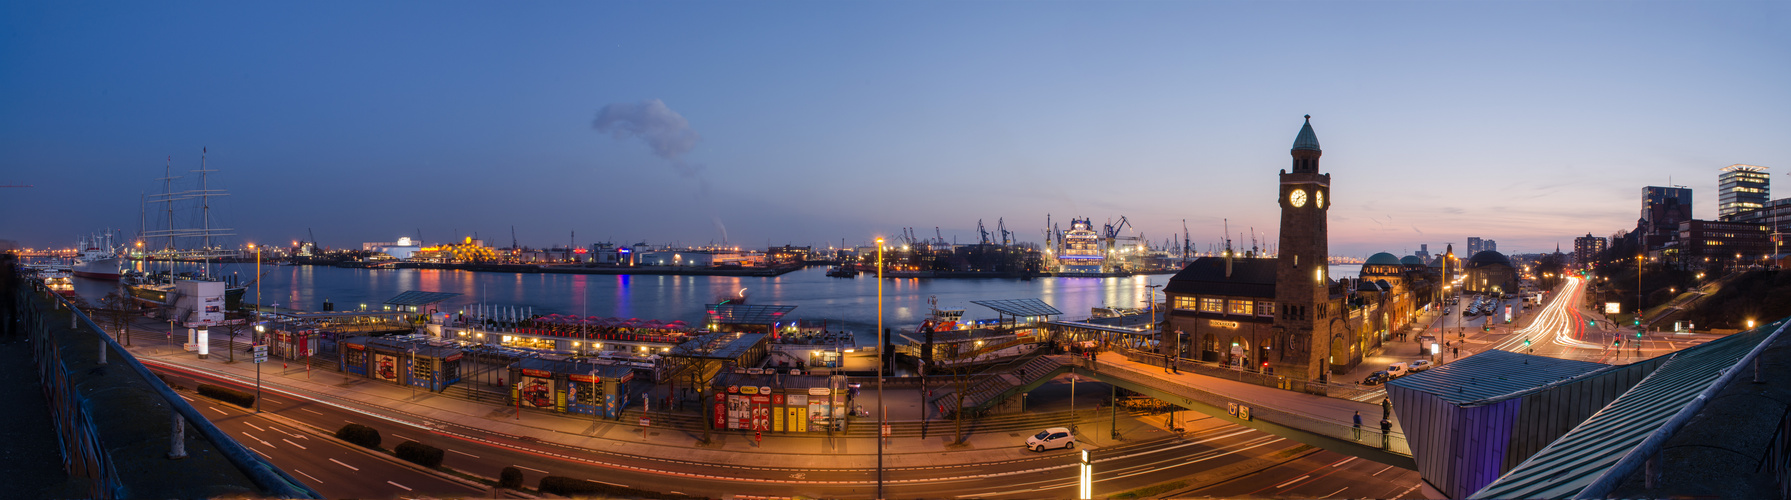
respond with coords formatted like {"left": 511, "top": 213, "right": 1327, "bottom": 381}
{"left": 241, "top": 431, "right": 274, "bottom": 448}
{"left": 391, "top": 433, "right": 412, "bottom": 441}
{"left": 209, "top": 406, "right": 227, "bottom": 416}
{"left": 1275, "top": 475, "right": 1311, "bottom": 489}
{"left": 1397, "top": 483, "right": 1422, "bottom": 498}
{"left": 330, "top": 458, "right": 359, "bottom": 471}
{"left": 180, "top": 395, "right": 194, "bottom": 402}
{"left": 283, "top": 438, "right": 307, "bottom": 450}
{"left": 300, "top": 408, "right": 324, "bottom": 415}
{"left": 1324, "top": 487, "right": 1349, "bottom": 498}
{"left": 245, "top": 422, "right": 265, "bottom": 432}
{"left": 248, "top": 446, "right": 267, "bottom": 458}
{"left": 1330, "top": 457, "right": 1357, "bottom": 467}
{"left": 1372, "top": 465, "right": 1395, "bottom": 476}
{"left": 588, "top": 479, "right": 630, "bottom": 488}
{"left": 294, "top": 469, "right": 322, "bottom": 485}
{"left": 448, "top": 449, "right": 480, "bottom": 458}
{"left": 386, "top": 481, "right": 412, "bottom": 491}
{"left": 513, "top": 465, "right": 549, "bottom": 474}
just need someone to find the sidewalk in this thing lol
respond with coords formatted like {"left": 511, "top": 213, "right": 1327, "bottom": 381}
{"left": 122, "top": 327, "right": 1179, "bottom": 470}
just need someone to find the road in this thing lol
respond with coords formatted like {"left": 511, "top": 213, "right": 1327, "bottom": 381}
{"left": 165, "top": 383, "right": 492, "bottom": 498}
{"left": 149, "top": 357, "right": 1422, "bottom": 499}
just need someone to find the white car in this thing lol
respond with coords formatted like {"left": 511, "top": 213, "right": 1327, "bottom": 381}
{"left": 1386, "top": 362, "right": 1410, "bottom": 378}
{"left": 1027, "top": 427, "right": 1076, "bottom": 452}
{"left": 1409, "top": 360, "right": 1434, "bottom": 372}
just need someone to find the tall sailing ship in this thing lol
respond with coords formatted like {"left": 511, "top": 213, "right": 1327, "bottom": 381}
{"left": 125, "top": 149, "right": 247, "bottom": 315}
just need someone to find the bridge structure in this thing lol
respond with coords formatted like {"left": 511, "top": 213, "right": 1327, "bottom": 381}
{"left": 931, "top": 345, "right": 1416, "bottom": 469}
{"left": 2, "top": 260, "right": 320, "bottom": 499}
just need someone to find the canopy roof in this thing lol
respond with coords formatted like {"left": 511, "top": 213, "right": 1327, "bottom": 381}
{"left": 970, "top": 298, "right": 1064, "bottom": 318}
{"left": 383, "top": 291, "right": 462, "bottom": 307}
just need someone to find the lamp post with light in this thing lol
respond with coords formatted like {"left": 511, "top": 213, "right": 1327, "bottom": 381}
{"left": 875, "top": 236, "right": 885, "bottom": 500}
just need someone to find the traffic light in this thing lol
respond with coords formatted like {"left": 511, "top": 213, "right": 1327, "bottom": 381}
{"left": 1588, "top": 320, "right": 1594, "bottom": 327}
{"left": 1613, "top": 338, "right": 1621, "bottom": 347}
{"left": 1636, "top": 331, "right": 1643, "bottom": 338}
{"left": 1523, "top": 339, "right": 1531, "bottom": 347}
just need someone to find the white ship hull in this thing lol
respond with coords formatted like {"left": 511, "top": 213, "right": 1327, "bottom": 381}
{"left": 72, "top": 257, "right": 121, "bottom": 280}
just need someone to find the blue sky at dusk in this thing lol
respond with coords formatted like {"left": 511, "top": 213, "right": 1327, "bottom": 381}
{"left": 3, "top": 1, "right": 1787, "bottom": 257}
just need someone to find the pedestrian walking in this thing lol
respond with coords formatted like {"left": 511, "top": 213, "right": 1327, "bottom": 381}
{"left": 1353, "top": 411, "right": 1363, "bottom": 440}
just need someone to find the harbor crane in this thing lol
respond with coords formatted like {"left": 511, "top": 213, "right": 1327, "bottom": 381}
{"left": 977, "top": 220, "right": 991, "bottom": 245}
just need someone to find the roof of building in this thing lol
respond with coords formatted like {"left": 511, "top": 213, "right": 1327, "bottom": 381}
{"left": 1468, "top": 250, "right": 1512, "bottom": 267}
{"left": 970, "top": 298, "right": 1064, "bottom": 318}
{"left": 1472, "top": 317, "right": 1789, "bottom": 499}
{"left": 705, "top": 304, "right": 796, "bottom": 325}
{"left": 513, "top": 357, "right": 638, "bottom": 378}
{"left": 1164, "top": 256, "right": 1278, "bottom": 298}
{"left": 1401, "top": 255, "right": 1425, "bottom": 266}
{"left": 1387, "top": 349, "right": 1607, "bottom": 405}
{"left": 1358, "top": 280, "right": 1381, "bottom": 292}
{"left": 670, "top": 332, "right": 769, "bottom": 361}
{"left": 1292, "top": 115, "right": 1321, "bottom": 152}
{"left": 1366, "top": 252, "right": 1401, "bottom": 266}
{"left": 383, "top": 291, "right": 462, "bottom": 307}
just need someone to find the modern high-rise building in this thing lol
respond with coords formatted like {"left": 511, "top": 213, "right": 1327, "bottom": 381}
{"left": 1718, "top": 164, "right": 1770, "bottom": 219}
{"left": 1466, "top": 237, "right": 1496, "bottom": 256}
{"left": 1640, "top": 186, "right": 1693, "bottom": 249}
{"left": 1574, "top": 233, "right": 1607, "bottom": 267}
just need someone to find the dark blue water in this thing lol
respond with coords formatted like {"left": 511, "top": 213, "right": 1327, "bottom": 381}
{"left": 72, "top": 263, "right": 1362, "bottom": 345}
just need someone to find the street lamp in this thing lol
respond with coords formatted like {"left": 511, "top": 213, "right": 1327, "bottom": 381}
{"left": 875, "top": 236, "right": 885, "bottom": 500}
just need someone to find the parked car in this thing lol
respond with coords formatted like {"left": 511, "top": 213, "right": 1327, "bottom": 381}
{"left": 1386, "top": 362, "right": 1410, "bottom": 378}
{"left": 1027, "top": 427, "right": 1076, "bottom": 452}
{"left": 1409, "top": 360, "right": 1434, "bottom": 372}
{"left": 1362, "top": 371, "right": 1392, "bottom": 386}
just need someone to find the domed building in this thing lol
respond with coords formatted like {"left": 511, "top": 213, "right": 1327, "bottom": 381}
{"left": 1465, "top": 250, "right": 1519, "bottom": 294}
{"left": 1354, "top": 252, "right": 1437, "bottom": 354}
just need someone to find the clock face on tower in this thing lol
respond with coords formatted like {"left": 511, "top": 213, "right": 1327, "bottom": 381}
{"left": 1316, "top": 190, "right": 1324, "bottom": 209}
{"left": 1290, "top": 189, "right": 1308, "bottom": 208}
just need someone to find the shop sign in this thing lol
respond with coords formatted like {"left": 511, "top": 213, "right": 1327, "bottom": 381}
{"left": 569, "top": 373, "right": 599, "bottom": 383}
{"left": 772, "top": 394, "right": 784, "bottom": 405}
{"left": 1209, "top": 320, "right": 1240, "bottom": 329}
{"left": 727, "top": 385, "right": 739, "bottom": 394}
{"left": 347, "top": 343, "right": 365, "bottom": 350}
{"left": 741, "top": 386, "right": 759, "bottom": 395}
{"left": 522, "top": 369, "right": 551, "bottom": 378}
{"left": 444, "top": 353, "right": 464, "bottom": 363}
{"left": 808, "top": 387, "right": 831, "bottom": 396}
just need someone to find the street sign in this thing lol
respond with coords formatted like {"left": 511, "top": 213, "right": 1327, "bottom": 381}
{"left": 252, "top": 344, "right": 269, "bottom": 364}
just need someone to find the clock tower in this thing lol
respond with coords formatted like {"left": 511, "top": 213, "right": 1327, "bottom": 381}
{"left": 1274, "top": 115, "right": 1333, "bottom": 383}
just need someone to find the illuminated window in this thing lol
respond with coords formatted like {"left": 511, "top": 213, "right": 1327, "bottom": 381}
{"left": 1200, "top": 297, "right": 1224, "bottom": 312}
{"left": 1229, "top": 300, "right": 1251, "bottom": 315}
{"left": 1173, "top": 296, "right": 1198, "bottom": 310}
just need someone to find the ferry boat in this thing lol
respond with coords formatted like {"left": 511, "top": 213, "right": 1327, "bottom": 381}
{"left": 825, "top": 265, "right": 857, "bottom": 278}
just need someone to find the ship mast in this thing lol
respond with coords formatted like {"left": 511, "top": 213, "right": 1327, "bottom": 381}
{"left": 200, "top": 147, "right": 211, "bottom": 276}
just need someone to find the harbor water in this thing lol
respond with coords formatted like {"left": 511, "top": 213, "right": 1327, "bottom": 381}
{"left": 70, "top": 263, "right": 1361, "bottom": 346}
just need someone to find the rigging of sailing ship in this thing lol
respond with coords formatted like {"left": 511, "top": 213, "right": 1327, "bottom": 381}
{"left": 125, "top": 148, "right": 247, "bottom": 319}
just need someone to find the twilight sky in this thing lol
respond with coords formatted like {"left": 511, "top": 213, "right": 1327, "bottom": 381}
{"left": 3, "top": 1, "right": 1787, "bottom": 257}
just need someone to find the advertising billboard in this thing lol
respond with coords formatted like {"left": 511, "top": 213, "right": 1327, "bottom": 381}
{"left": 374, "top": 353, "right": 399, "bottom": 382}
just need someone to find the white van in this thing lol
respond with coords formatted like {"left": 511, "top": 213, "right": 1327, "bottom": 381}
{"left": 1387, "top": 362, "right": 1410, "bottom": 378}
{"left": 1026, "top": 427, "right": 1076, "bottom": 452}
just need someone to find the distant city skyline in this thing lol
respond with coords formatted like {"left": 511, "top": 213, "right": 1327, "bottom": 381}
{"left": 2, "top": 2, "right": 1787, "bottom": 256}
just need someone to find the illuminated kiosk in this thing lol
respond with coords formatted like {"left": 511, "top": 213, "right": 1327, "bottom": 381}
{"left": 337, "top": 336, "right": 464, "bottom": 392}
{"left": 507, "top": 358, "right": 637, "bottom": 418}
{"left": 710, "top": 371, "right": 847, "bottom": 434}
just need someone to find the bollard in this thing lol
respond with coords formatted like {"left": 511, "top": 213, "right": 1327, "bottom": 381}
{"left": 98, "top": 336, "right": 106, "bottom": 366}
{"left": 72, "top": 309, "right": 79, "bottom": 329}
{"left": 169, "top": 412, "right": 188, "bottom": 459}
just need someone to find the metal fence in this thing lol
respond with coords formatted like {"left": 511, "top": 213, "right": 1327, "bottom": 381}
{"left": 20, "top": 287, "right": 119, "bottom": 499}
{"left": 18, "top": 281, "right": 321, "bottom": 498}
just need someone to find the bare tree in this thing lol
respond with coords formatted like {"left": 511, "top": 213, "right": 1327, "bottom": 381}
{"left": 938, "top": 342, "right": 978, "bottom": 446}
{"left": 98, "top": 290, "right": 133, "bottom": 346}
{"left": 219, "top": 309, "right": 250, "bottom": 363}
